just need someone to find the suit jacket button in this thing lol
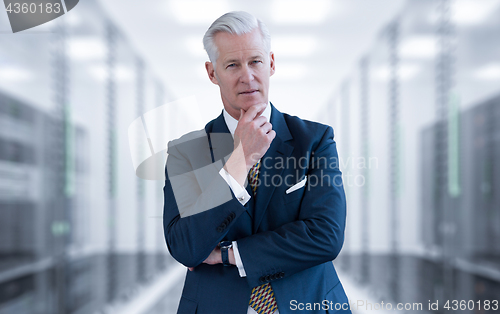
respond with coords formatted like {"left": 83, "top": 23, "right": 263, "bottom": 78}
{"left": 230, "top": 212, "right": 236, "bottom": 219}
{"left": 216, "top": 226, "right": 223, "bottom": 232}
{"left": 259, "top": 276, "right": 266, "bottom": 283}
{"left": 270, "top": 274, "right": 277, "bottom": 280}
{"left": 265, "top": 275, "right": 270, "bottom": 282}
{"left": 279, "top": 272, "right": 284, "bottom": 278}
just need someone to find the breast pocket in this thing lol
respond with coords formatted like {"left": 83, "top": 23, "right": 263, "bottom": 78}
{"left": 283, "top": 185, "right": 306, "bottom": 204}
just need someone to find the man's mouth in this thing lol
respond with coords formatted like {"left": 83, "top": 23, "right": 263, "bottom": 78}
{"left": 239, "top": 89, "right": 258, "bottom": 95}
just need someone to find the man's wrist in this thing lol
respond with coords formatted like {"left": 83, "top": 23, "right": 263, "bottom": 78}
{"left": 224, "top": 146, "right": 248, "bottom": 186}
{"left": 217, "top": 247, "right": 223, "bottom": 264}
{"left": 228, "top": 248, "right": 235, "bottom": 265}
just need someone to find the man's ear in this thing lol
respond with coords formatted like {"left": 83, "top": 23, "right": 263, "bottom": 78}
{"left": 269, "top": 51, "right": 276, "bottom": 77}
{"left": 205, "top": 62, "right": 219, "bottom": 85}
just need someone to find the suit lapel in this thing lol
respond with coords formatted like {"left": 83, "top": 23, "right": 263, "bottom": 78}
{"left": 253, "top": 104, "right": 293, "bottom": 233}
{"left": 205, "top": 111, "right": 234, "bottom": 163}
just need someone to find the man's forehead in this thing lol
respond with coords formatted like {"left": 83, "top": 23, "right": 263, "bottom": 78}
{"left": 214, "top": 30, "right": 265, "bottom": 51}
{"left": 221, "top": 50, "right": 266, "bottom": 62}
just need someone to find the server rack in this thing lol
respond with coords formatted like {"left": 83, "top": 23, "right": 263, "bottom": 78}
{"left": 330, "top": 0, "right": 500, "bottom": 311}
{"left": 421, "top": 93, "right": 500, "bottom": 307}
{"left": 0, "top": 90, "right": 90, "bottom": 314}
{"left": 0, "top": 0, "right": 174, "bottom": 312}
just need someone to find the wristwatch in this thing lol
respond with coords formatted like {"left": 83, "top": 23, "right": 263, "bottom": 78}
{"left": 219, "top": 241, "right": 233, "bottom": 266}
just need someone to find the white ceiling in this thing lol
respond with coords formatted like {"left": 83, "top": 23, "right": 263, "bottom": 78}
{"left": 99, "top": 0, "right": 407, "bottom": 123}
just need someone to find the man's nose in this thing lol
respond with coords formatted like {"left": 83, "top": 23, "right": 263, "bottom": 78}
{"left": 239, "top": 65, "right": 254, "bottom": 83}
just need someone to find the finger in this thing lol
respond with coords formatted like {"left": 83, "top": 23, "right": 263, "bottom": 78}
{"left": 243, "top": 103, "right": 267, "bottom": 121}
{"left": 188, "top": 267, "right": 194, "bottom": 271}
{"left": 240, "top": 109, "right": 245, "bottom": 120}
{"left": 240, "top": 106, "right": 259, "bottom": 122}
{"left": 250, "top": 102, "right": 267, "bottom": 114}
{"left": 260, "top": 122, "right": 273, "bottom": 134}
{"left": 255, "top": 104, "right": 267, "bottom": 118}
{"left": 267, "top": 130, "right": 276, "bottom": 141}
{"left": 253, "top": 116, "right": 268, "bottom": 128}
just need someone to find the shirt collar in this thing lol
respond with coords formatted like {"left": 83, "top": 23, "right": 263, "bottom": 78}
{"left": 223, "top": 102, "right": 272, "bottom": 137}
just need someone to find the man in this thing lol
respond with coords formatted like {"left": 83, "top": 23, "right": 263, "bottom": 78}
{"left": 163, "top": 11, "right": 350, "bottom": 314}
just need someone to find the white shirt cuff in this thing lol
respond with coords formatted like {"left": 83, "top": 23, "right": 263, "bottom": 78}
{"left": 232, "top": 241, "right": 246, "bottom": 277}
{"left": 219, "top": 168, "right": 251, "bottom": 205}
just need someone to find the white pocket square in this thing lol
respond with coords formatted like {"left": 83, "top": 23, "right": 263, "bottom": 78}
{"left": 286, "top": 177, "right": 307, "bottom": 194}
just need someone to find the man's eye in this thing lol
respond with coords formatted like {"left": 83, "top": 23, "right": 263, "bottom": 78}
{"left": 227, "top": 64, "right": 236, "bottom": 68}
{"left": 252, "top": 60, "right": 262, "bottom": 64}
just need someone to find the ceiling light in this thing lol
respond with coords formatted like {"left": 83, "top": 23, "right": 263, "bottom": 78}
{"left": 474, "top": 63, "right": 500, "bottom": 80}
{"left": 453, "top": 0, "right": 500, "bottom": 25}
{"left": 68, "top": 38, "right": 106, "bottom": 61}
{"left": 372, "top": 64, "right": 420, "bottom": 81}
{"left": 400, "top": 36, "right": 437, "bottom": 59}
{"left": 272, "top": 36, "right": 318, "bottom": 57}
{"left": 88, "top": 65, "right": 133, "bottom": 81}
{"left": 272, "top": 0, "right": 333, "bottom": 24}
{"left": 169, "top": 0, "right": 230, "bottom": 25}
{"left": 0, "top": 66, "right": 33, "bottom": 81}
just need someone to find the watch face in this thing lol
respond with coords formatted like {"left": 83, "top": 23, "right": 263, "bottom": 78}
{"left": 219, "top": 241, "right": 232, "bottom": 248}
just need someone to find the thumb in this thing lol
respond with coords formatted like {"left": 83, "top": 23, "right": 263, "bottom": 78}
{"left": 239, "top": 109, "right": 244, "bottom": 120}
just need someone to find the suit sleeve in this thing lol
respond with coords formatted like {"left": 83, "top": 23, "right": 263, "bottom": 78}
{"left": 236, "top": 126, "right": 347, "bottom": 288}
{"left": 163, "top": 139, "right": 247, "bottom": 268}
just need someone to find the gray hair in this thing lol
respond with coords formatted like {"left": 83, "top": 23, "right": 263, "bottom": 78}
{"left": 203, "top": 11, "right": 271, "bottom": 67}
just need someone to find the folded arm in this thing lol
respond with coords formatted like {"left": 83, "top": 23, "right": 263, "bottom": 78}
{"left": 163, "top": 140, "right": 247, "bottom": 267}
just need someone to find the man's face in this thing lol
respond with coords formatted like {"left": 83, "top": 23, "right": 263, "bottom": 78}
{"left": 205, "top": 29, "right": 275, "bottom": 120}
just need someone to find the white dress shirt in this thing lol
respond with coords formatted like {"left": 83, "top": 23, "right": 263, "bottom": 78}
{"left": 217, "top": 103, "right": 279, "bottom": 314}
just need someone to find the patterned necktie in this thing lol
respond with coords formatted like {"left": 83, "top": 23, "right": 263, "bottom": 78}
{"left": 248, "top": 160, "right": 261, "bottom": 195}
{"left": 248, "top": 160, "right": 278, "bottom": 314}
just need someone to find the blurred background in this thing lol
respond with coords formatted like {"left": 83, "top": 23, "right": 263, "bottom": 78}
{"left": 0, "top": 0, "right": 499, "bottom": 313}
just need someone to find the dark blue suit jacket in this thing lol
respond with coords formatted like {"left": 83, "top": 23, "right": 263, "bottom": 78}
{"left": 163, "top": 104, "right": 351, "bottom": 313}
